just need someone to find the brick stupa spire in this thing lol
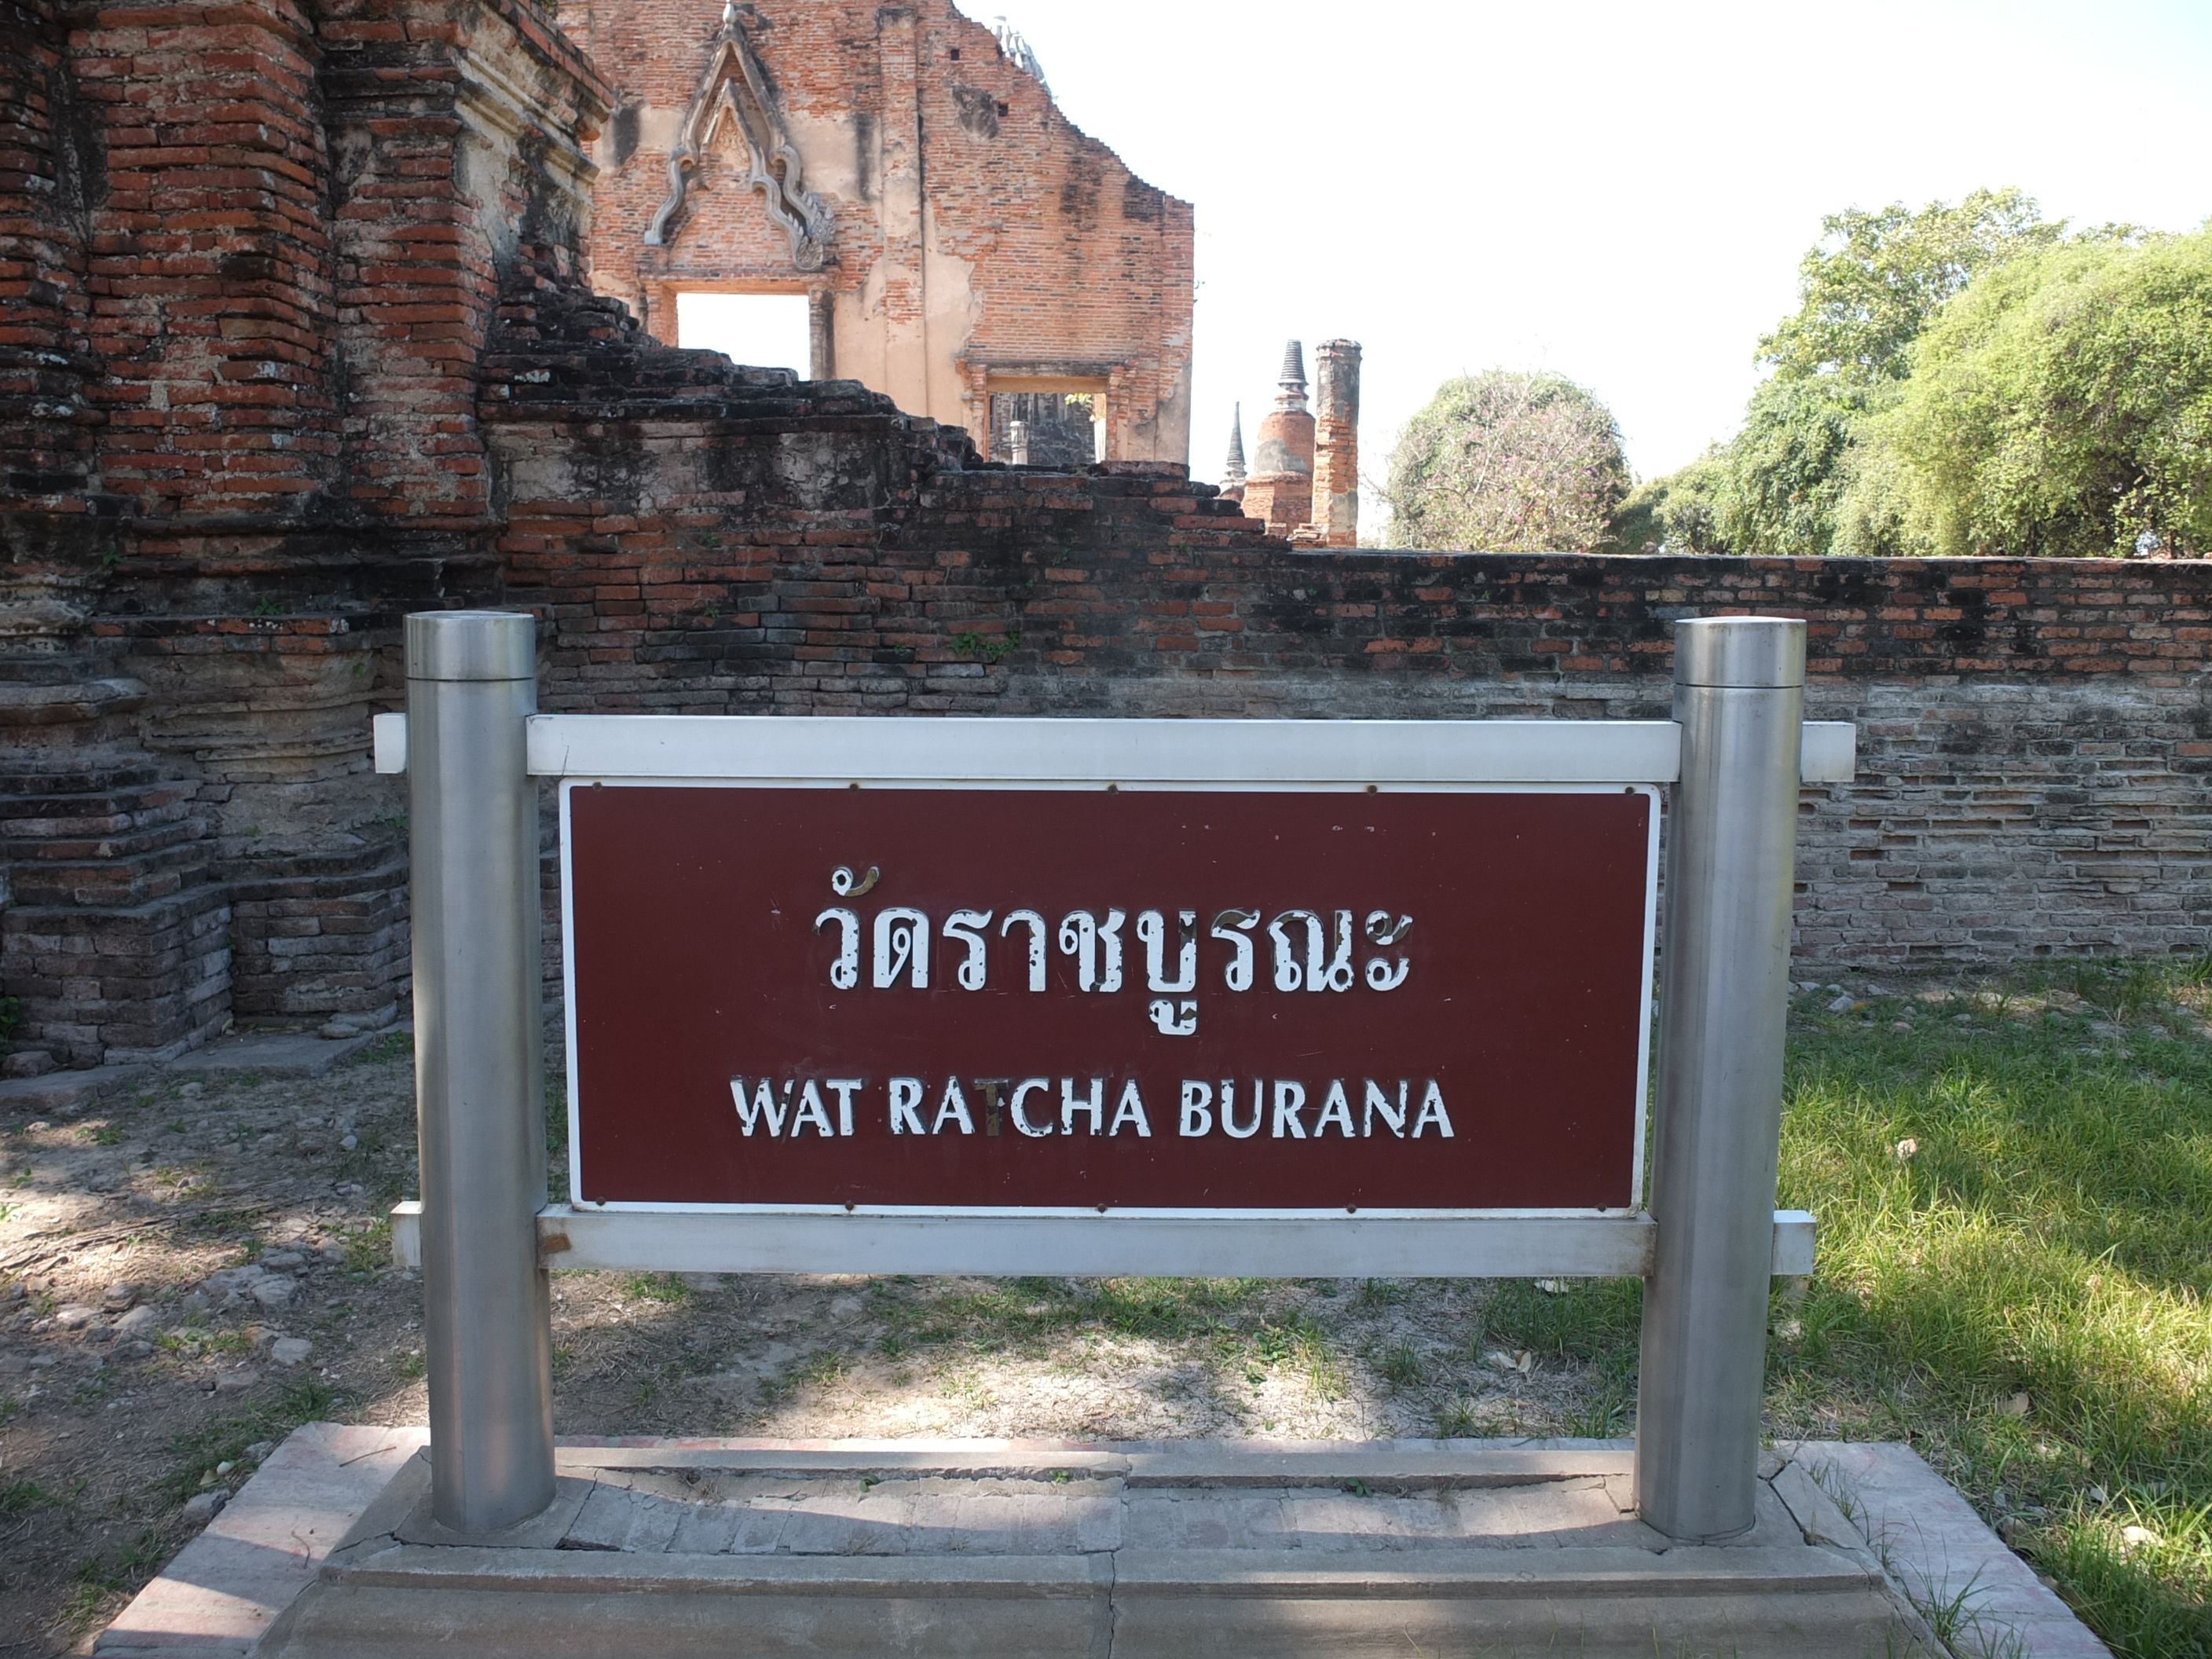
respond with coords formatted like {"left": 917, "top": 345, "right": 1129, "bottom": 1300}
{"left": 1243, "top": 340, "right": 1316, "bottom": 535}
{"left": 1221, "top": 403, "right": 1247, "bottom": 501}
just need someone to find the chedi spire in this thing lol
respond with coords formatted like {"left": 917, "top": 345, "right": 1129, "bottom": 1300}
{"left": 1222, "top": 402, "right": 1247, "bottom": 493}
{"left": 1274, "top": 339, "right": 1308, "bottom": 412}
{"left": 1243, "top": 342, "right": 1317, "bottom": 535}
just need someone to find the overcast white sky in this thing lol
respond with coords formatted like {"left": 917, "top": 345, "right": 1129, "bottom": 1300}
{"left": 997, "top": 0, "right": 2212, "bottom": 502}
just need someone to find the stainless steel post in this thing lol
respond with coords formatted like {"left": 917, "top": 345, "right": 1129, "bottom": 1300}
{"left": 1635, "top": 616, "right": 1805, "bottom": 1540}
{"left": 407, "top": 610, "right": 555, "bottom": 1533}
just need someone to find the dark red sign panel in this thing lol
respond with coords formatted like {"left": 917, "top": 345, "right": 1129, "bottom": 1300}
{"left": 564, "top": 786, "right": 1654, "bottom": 1211}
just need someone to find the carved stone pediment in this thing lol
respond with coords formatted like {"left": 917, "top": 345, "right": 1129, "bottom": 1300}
{"left": 646, "top": 4, "right": 832, "bottom": 269}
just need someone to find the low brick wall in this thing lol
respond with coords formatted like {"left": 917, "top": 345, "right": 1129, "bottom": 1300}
{"left": 975, "top": 550, "right": 2212, "bottom": 964}
{"left": 478, "top": 356, "right": 2211, "bottom": 969}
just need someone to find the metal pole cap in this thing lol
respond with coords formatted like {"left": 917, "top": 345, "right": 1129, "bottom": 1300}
{"left": 1672, "top": 617, "right": 1805, "bottom": 689}
{"left": 405, "top": 610, "right": 538, "bottom": 683}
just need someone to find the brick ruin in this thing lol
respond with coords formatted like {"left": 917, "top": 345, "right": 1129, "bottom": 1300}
{"left": 0, "top": 0, "right": 621, "bottom": 1068}
{"left": 1, "top": 0, "right": 2207, "bottom": 1077}
{"left": 1224, "top": 339, "right": 1361, "bottom": 547}
{"left": 566, "top": 0, "right": 1192, "bottom": 467}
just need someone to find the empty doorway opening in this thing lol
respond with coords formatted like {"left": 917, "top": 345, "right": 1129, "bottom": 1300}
{"left": 989, "top": 392, "right": 1101, "bottom": 467}
{"left": 676, "top": 292, "right": 811, "bottom": 376}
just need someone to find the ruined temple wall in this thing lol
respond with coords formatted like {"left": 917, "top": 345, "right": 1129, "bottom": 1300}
{"left": 1048, "top": 552, "right": 2199, "bottom": 963}
{"left": 0, "top": 0, "right": 99, "bottom": 515}
{"left": 320, "top": 0, "right": 610, "bottom": 527}
{"left": 475, "top": 367, "right": 2212, "bottom": 969}
{"left": 0, "top": 0, "right": 615, "bottom": 1066}
{"left": 963, "top": 554, "right": 2211, "bottom": 965}
{"left": 73, "top": 0, "right": 346, "bottom": 522}
{"left": 569, "top": 0, "right": 1193, "bottom": 463}
{"left": 2, "top": 0, "right": 2204, "bottom": 1077}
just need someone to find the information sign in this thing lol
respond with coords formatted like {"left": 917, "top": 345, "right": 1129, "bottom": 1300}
{"left": 562, "top": 783, "right": 1657, "bottom": 1213}
{"left": 394, "top": 611, "right": 1837, "bottom": 1541}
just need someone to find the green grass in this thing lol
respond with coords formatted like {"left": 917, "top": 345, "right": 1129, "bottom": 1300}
{"left": 350, "top": 1029, "right": 412, "bottom": 1067}
{"left": 155, "top": 1326, "right": 253, "bottom": 1358}
{"left": 158, "top": 1378, "right": 342, "bottom": 1507}
{"left": 340, "top": 1217, "right": 392, "bottom": 1276}
{"left": 1251, "top": 1312, "right": 1346, "bottom": 1399}
{"left": 1424, "top": 956, "right": 2212, "bottom": 1656}
{"left": 1766, "top": 957, "right": 2212, "bottom": 1659}
{"left": 1378, "top": 1342, "right": 1426, "bottom": 1389}
{"left": 0, "top": 1478, "right": 54, "bottom": 1513}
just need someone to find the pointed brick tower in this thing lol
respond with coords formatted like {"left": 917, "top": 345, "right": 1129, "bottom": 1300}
{"left": 1221, "top": 402, "right": 1247, "bottom": 503}
{"left": 1242, "top": 341, "right": 1315, "bottom": 536}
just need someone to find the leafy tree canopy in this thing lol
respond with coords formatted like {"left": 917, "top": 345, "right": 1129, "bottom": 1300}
{"left": 1613, "top": 189, "right": 2196, "bottom": 558}
{"left": 1758, "top": 187, "right": 2073, "bottom": 386}
{"left": 1844, "top": 227, "right": 2212, "bottom": 558}
{"left": 1613, "top": 379, "right": 1883, "bottom": 558}
{"left": 1385, "top": 371, "right": 1631, "bottom": 553}
{"left": 1611, "top": 452, "right": 1728, "bottom": 558}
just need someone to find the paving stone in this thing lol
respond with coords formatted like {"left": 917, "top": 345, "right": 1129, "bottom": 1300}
{"left": 95, "top": 1424, "right": 425, "bottom": 1657}
{"left": 663, "top": 1500, "right": 744, "bottom": 1555}
{"left": 165, "top": 1031, "right": 381, "bottom": 1082}
{"left": 0, "top": 1064, "right": 149, "bottom": 1117}
{"left": 1794, "top": 1441, "right": 2114, "bottom": 1659}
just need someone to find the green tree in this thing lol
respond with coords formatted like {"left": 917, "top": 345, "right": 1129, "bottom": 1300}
{"left": 1760, "top": 187, "right": 2068, "bottom": 386}
{"left": 1842, "top": 228, "right": 2212, "bottom": 558}
{"left": 1613, "top": 189, "right": 2167, "bottom": 558}
{"left": 1716, "top": 376, "right": 1887, "bottom": 556}
{"left": 1611, "top": 451, "right": 1728, "bottom": 555}
{"left": 1613, "top": 379, "right": 1877, "bottom": 558}
{"left": 1385, "top": 372, "right": 1632, "bottom": 553}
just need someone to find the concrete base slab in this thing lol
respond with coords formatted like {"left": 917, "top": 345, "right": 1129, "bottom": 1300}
{"left": 97, "top": 1431, "right": 2113, "bottom": 1659}
{"left": 163, "top": 1029, "right": 384, "bottom": 1081}
{"left": 1798, "top": 1441, "right": 2111, "bottom": 1659}
{"left": 94, "top": 1423, "right": 426, "bottom": 1658}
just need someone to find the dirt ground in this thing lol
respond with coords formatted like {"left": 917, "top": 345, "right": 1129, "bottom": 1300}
{"left": 0, "top": 1026, "right": 1643, "bottom": 1654}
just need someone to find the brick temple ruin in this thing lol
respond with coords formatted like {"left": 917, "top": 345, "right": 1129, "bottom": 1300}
{"left": 1221, "top": 339, "right": 1361, "bottom": 547}
{"left": 1, "top": 0, "right": 2207, "bottom": 1076}
{"left": 571, "top": 0, "right": 1192, "bottom": 467}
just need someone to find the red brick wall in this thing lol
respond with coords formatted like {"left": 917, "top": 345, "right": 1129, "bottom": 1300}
{"left": 0, "top": 0, "right": 98, "bottom": 506}
{"left": 75, "top": 0, "right": 342, "bottom": 520}
{"left": 0, "top": 0, "right": 610, "bottom": 1068}
{"left": 0, "top": 0, "right": 2203, "bottom": 1078}
{"left": 569, "top": 0, "right": 1193, "bottom": 461}
{"left": 320, "top": 0, "right": 610, "bottom": 526}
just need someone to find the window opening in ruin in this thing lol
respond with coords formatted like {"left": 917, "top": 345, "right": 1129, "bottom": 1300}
{"left": 991, "top": 393, "right": 1097, "bottom": 467}
{"left": 677, "top": 292, "right": 811, "bottom": 376}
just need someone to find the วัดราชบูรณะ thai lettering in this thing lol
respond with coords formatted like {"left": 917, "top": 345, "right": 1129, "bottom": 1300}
{"left": 809, "top": 903, "right": 1415, "bottom": 1036}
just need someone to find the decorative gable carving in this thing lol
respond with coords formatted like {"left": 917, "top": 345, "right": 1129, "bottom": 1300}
{"left": 646, "top": 2, "right": 833, "bottom": 267}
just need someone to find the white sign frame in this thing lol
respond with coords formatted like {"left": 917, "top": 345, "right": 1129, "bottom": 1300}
{"left": 378, "top": 711, "right": 1847, "bottom": 1280}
